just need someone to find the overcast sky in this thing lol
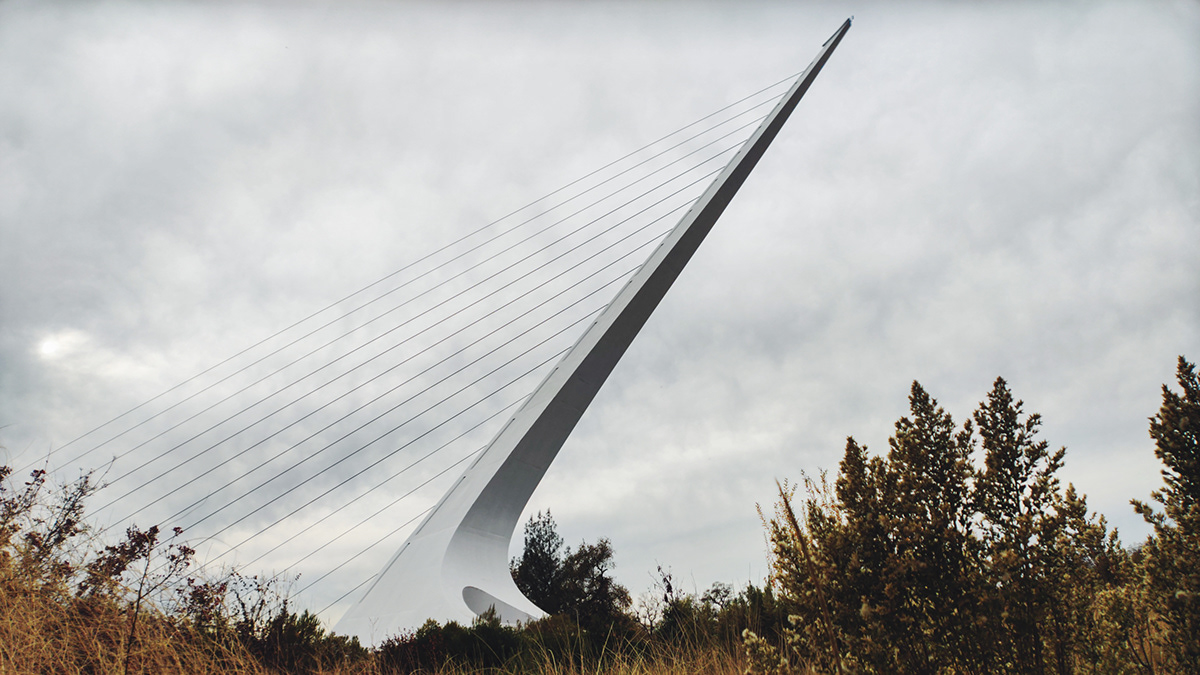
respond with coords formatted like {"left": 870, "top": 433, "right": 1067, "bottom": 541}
{"left": 2, "top": 0, "right": 1198, "bottom": 625}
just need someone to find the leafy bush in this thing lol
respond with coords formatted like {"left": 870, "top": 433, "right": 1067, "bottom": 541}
{"left": 748, "top": 376, "right": 1144, "bottom": 674}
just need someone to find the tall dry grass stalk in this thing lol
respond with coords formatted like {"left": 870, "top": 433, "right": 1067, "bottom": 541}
{"left": 775, "top": 479, "right": 840, "bottom": 675}
{"left": 406, "top": 647, "right": 746, "bottom": 675}
{"left": 0, "top": 578, "right": 264, "bottom": 674}
{"left": 2, "top": 574, "right": 748, "bottom": 675}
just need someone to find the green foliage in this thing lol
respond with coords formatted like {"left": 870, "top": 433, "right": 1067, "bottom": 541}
{"left": 1078, "top": 556, "right": 1163, "bottom": 674}
{"left": 640, "top": 564, "right": 788, "bottom": 659}
{"left": 240, "top": 605, "right": 368, "bottom": 673}
{"left": 753, "top": 377, "right": 1132, "bottom": 674}
{"left": 195, "top": 570, "right": 370, "bottom": 673}
{"left": 510, "top": 510, "right": 634, "bottom": 637}
{"left": 1133, "top": 356, "right": 1200, "bottom": 670}
{"left": 377, "top": 610, "right": 527, "bottom": 672}
{"left": 512, "top": 510, "right": 565, "bottom": 612}
{"left": 504, "top": 513, "right": 789, "bottom": 667}
{"left": 558, "top": 538, "right": 634, "bottom": 635}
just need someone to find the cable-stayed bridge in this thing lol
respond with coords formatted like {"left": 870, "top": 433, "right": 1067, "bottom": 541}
{"left": 21, "top": 20, "right": 849, "bottom": 634}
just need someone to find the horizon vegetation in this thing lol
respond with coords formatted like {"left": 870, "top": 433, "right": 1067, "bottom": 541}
{"left": 1, "top": 356, "right": 1196, "bottom": 673}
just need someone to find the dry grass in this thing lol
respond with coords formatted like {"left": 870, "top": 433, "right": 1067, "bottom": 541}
{"left": 0, "top": 578, "right": 748, "bottom": 675}
{"left": 0, "top": 466, "right": 753, "bottom": 675}
{"left": 393, "top": 648, "right": 746, "bottom": 675}
{"left": 0, "top": 576, "right": 263, "bottom": 674}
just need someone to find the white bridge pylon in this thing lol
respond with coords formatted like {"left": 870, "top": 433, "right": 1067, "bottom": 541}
{"left": 335, "top": 18, "right": 852, "bottom": 643}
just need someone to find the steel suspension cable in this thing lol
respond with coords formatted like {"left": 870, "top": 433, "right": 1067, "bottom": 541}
{"left": 311, "top": 505, "right": 437, "bottom": 615}
{"left": 89, "top": 130, "right": 752, "bottom": 491}
{"left": 191, "top": 340, "right": 576, "bottom": 556}
{"left": 197, "top": 256, "right": 654, "bottom": 564}
{"left": 98, "top": 152, "right": 731, "bottom": 519}
{"left": 118, "top": 243, "right": 645, "bottom": 525}
{"left": 36, "top": 77, "right": 792, "bottom": 474}
{"left": 237, "top": 399, "right": 523, "bottom": 570}
{"left": 165, "top": 193, "right": 700, "bottom": 536}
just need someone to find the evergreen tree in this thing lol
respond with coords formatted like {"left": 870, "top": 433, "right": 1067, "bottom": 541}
{"left": 511, "top": 510, "right": 565, "bottom": 613}
{"left": 1133, "top": 356, "right": 1200, "bottom": 668}
{"left": 972, "top": 377, "right": 1065, "bottom": 671}
{"left": 558, "top": 538, "right": 632, "bottom": 635}
{"left": 757, "top": 378, "right": 1117, "bottom": 674}
{"left": 874, "top": 383, "right": 978, "bottom": 672}
{"left": 509, "top": 511, "right": 631, "bottom": 636}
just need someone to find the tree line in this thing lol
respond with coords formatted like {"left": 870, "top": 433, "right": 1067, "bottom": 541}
{"left": 1, "top": 356, "right": 1195, "bottom": 673}
{"left": 747, "top": 356, "right": 1199, "bottom": 674}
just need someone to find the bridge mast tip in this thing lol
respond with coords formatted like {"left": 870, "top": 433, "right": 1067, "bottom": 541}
{"left": 336, "top": 20, "right": 852, "bottom": 645}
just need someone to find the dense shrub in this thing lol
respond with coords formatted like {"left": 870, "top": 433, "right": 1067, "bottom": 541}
{"left": 748, "top": 362, "right": 1198, "bottom": 674}
{"left": 377, "top": 609, "right": 560, "bottom": 673}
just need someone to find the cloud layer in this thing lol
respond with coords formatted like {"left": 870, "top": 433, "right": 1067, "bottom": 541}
{"left": 2, "top": 1, "right": 1197, "bottom": 620}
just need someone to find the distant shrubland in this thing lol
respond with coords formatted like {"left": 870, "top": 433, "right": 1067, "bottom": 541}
{"left": 1, "top": 356, "right": 1195, "bottom": 674}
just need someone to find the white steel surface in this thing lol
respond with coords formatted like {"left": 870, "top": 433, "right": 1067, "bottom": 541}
{"left": 335, "top": 18, "right": 851, "bottom": 644}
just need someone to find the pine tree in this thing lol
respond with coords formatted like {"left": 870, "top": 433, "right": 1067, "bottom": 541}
{"left": 764, "top": 383, "right": 981, "bottom": 673}
{"left": 509, "top": 511, "right": 631, "bottom": 636}
{"left": 759, "top": 378, "right": 1118, "bottom": 673}
{"left": 972, "top": 377, "right": 1065, "bottom": 671}
{"left": 1133, "top": 356, "right": 1200, "bottom": 667}
{"left": 879, "top": 383, "right": 979, "bottom": 672}
{"left": 511, "top": 510, "right": 565, "bottom": 613}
